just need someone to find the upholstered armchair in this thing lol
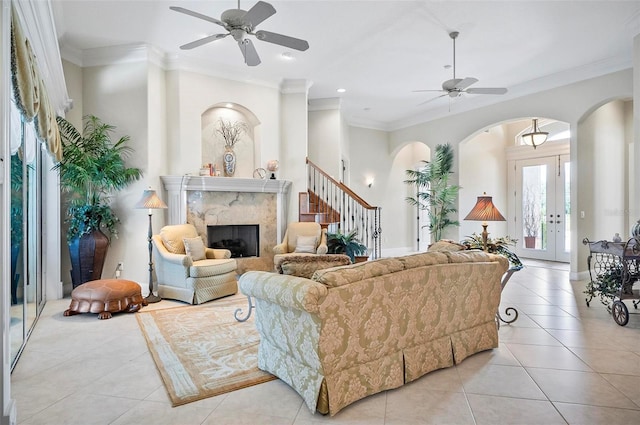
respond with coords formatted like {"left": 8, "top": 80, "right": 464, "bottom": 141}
{"left": 152, "top": 223, "right": 238, "bottom": 304}
{"left": 272, "top": 222, "right": 328, "bottom": 271}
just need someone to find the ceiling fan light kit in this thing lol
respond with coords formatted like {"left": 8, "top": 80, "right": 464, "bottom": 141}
{"left": 521, "top": 118, "right": 549, "bottom": 149}
{"left": 414, "top": 31, "right": 507, "bottom": 105}
{"left": 170, "top": 1, "right": 309, "bottom": 66}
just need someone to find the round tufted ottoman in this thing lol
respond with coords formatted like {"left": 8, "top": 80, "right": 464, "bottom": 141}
{"left": 64, "top": 279, "right": 147, "bottom": 320}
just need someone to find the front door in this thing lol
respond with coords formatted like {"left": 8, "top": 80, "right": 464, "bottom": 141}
{"left": 514, "top": 155, "right": 570, "bottom": 262}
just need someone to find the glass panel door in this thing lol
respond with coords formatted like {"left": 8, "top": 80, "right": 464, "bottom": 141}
{"left": 9, "top": 108, "right": 45, "bottom": 368}
{"left": 9, "top": 148, "right": 24, "bottom": 363}
{"left": 25, "top": 120, "right": 42, "bottom": 334}
{"left": 514, "top": 155, "right": 570, "bottom": 262}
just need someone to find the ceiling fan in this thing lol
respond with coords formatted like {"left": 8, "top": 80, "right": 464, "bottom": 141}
{"left": 169, "top": 0, "right": 309, "bottom": 66}
{"left": 414, "top": 31, "right": 507, "bottom": 105}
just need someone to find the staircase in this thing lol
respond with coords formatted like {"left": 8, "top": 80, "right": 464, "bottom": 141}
{"left": 301, "top": 158, "right": 382, "bottom": 259}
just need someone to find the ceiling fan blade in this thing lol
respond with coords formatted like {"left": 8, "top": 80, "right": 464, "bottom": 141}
{"left": 418, "top": 93, "right": 447, "bottom": 106}
{"left": 255, "top": 30, "right": 309, "bottom": 51}
{"left": 412, "top": 89, "right": 446, "bottom": 93}
{"left": 466, "top": 87, "right": 508, "bottom": 95}
{"left": 243, "top": 1, "right": 276, "bottom": 28}
{"left": 180, "top": 33, "right": 228, "bottom": 50}
{"left": 239, "top": 39, "right": 261, "bottom": 66}
{"left": 169, "top": 6, "right": 226, "bottom": 27}
{"left": 453, "top": 77, "right": 478, "bottom": 90}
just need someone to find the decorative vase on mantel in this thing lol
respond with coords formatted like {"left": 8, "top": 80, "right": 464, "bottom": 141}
{"left": 223, "top": 147, "right": 236, "bottom": 177}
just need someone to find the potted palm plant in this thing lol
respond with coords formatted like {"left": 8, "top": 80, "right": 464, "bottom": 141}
{"left": 54, "top": 115, "right": 143, "bottom": 288}
{"left": 326, "top": 229, "right": 368, "bottom": 263}
{"left": 405, "top": 143, "right": 461, "bottom": 242}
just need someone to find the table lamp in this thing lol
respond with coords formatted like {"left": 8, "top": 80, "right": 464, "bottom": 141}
{"left": 464, "top": 192, "right": 506, "bottom": 251}
{"left": 135, "top": 187, "right": 168, "bottom": 303}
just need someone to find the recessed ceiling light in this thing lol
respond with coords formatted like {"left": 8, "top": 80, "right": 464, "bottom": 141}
{"left": 337, "top": 88, "right": 346, "bottom": 93}
{"left": 225, "top": 103, "right": 233, "bottom": 108}
{"left": 280, "top": 52, "right": 295, "bottom": 61}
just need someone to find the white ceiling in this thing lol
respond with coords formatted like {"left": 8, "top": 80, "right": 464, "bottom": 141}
{"left": 52, "top": 0, "right": 640, "bottom": 130}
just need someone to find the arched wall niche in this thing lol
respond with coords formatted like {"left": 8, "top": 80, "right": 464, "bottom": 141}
{"left": 201, "top": 102, "right": 262, "bottom": 178}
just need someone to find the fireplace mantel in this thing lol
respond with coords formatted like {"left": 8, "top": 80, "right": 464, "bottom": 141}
{"left": 160, "top": 176, "right": 292, "bottom": 241}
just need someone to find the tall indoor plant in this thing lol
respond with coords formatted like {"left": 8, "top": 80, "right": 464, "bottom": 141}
{"left": 54, "top": 115, "right": 143, "bottom": 287}
{"left": 405, "top": 143, "right": 461, "bottom": 242}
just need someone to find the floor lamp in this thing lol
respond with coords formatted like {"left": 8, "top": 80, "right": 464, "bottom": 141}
{"left": 135, "top": 187, "right": 167, "bottom": 303}
{"left": 464, "top": 192, "right": 506, "bottom": 251}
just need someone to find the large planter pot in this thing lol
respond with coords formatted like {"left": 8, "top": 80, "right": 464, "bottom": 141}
{"left": 69, "top": 229, "right": 109, "bottom": 288}
{"left": 524, "top": 236, "right": 536, "bottom": 249}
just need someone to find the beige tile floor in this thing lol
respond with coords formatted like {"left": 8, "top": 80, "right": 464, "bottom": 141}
{"left": 10, "top": 260, "right": 640, "bottom": 424}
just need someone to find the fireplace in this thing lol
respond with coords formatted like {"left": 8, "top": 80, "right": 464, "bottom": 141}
{"left": 207, "top": 224, "right": 260, "bottom": 258}
{"left": 161, "top": 176, "right": 292, "bottom": 272}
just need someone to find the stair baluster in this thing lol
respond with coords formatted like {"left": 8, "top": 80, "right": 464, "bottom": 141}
{"left": 304, "top": 158, "right": 382, "bottom": 259}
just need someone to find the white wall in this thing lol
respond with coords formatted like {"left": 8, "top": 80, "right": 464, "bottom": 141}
{"left": 69, "top": 61, "right": 151, "bottom": 289}
{"left": 389, "top": 69, "right": 633, "bottom": 275}
{"left": 308, "top": 99, "right": 342, "bottom": 178}
{"left": 347, "top": 125, "right": 429, "bottom": 254}
{"left": 165, "top": 70, "right": 282, "bottom": 177}
{"left": 63, "top": 55, "right": 634, "bottom": 278}
{"left": 459, "top": 125, "right": 509, "bottom": 240}
{"left": 581, "top": 100, "right": 628, "bottom": 241}
{"left": 280, "top": 83, "right": 309, "bottom": 227}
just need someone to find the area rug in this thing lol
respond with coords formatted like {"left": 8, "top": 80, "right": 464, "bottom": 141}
{"left": 136, "top": 296, "right": 275, "bottom": 407}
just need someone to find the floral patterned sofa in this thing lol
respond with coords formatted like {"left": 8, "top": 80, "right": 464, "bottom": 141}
{"left": 238, "top": 250, "right": 508, "bottom": 416}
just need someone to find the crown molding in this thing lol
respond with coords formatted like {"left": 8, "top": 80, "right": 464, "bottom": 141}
{"left": 58, "top": 43, "right": 298, "bottom": 93}
{"left": 308, "top": 97, "right": 341, "bottom": 111}
{"left": 64, "top": 43, "right": 167, "bottom": 68}
{"left": 346, "top": 117, "right": 391, "bottom": 132}
{"left": 14, "top": 0, "right": 71, "bottom": 114}
{"left": 280, "top": 79, "right": 313, "bottom": 94}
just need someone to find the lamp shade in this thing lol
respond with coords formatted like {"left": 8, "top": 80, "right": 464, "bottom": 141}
{"left": 521, "top": 118, "right": 548, "bottom": 149}
{"left": 464, "top": 193, "right": 506, "bottom": 222}
{"left": 135, "top": 188, "right": 167, "bottom": 210}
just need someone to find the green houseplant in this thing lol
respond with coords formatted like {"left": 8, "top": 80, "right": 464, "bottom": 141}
{"left": 54, "top": 115, "right": 143, "bottom": 287}
{"left": 326, "top": 229, "right": 368, "bottom": 263}
{"left": 405, "top": 143, "right": 461, "bottom": 242}
{"left": 10, "top": 153, "right": 23, "bottom": 304}
{"left": 461, "top": 233, "right": 523, "bottom": 270}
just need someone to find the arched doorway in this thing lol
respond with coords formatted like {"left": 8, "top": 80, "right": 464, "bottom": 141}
{"left": 460, "top": 118, "right": 571, "bottom": 263}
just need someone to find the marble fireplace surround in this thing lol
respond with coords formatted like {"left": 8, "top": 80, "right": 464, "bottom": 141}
{"left": 160, "top": 176, "right": 292, "bottom": 272}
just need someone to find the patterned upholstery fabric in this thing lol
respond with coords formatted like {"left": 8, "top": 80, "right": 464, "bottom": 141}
{"left": 273, "top": 222, "right": 329, "bottom": 271}
{"left": 153, "top": 224, "right": 237, "bottom": 304}
{"left": 189, "top": 258, "right": 237, "bottom": 278}
{"left": 239, "top": 252, "right": 508, "bottom": 416}
{"left": 160, "top": 223, "right": 198, "bottom": 255}
{"left": 427, "top": 239, "right": 468, "bottom": 252}
{"left": 279, "top": 254, "right": 352, "bottom": 279}
{"left": 310, "top": 258, "right": 404, "bottom": 288}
